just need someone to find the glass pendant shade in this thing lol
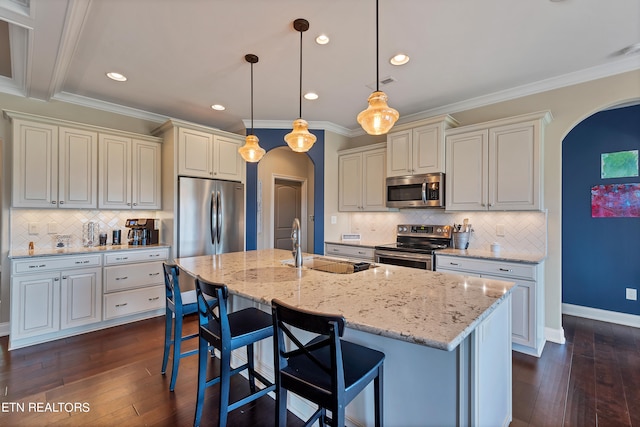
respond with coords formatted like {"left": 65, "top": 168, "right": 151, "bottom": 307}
{"left": 238, "top": 134, "right": 265, "bottom": 162}
{"left": 357, "top": 90, "right": 399, "bottom": 135}
{"left": 284, "top": 118, "right": 316, "bottom": 153}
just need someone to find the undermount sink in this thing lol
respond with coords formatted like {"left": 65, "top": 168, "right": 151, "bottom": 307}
{"left": 282, "top": 256, "right": 375, "bottom": 274}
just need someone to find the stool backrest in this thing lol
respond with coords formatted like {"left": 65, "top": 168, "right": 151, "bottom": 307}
{"left": 195, "top": 276, "right": 230, "bottom": 346}
{"left": 163, "top": 263, "right": 184, "bottom": 310}
{"left": 271, "top": 298, "right": 346, "bottom": 395}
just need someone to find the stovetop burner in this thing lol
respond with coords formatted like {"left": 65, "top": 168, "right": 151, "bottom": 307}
{"left": 375, "top": 224, "right": 453, "bottom": 254}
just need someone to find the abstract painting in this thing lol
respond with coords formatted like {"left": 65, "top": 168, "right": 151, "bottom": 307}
{"left": 591, "top": 183, "right": 640, "bottom": 217}
{"left": 601, "top": 150, "right": 638, "bottom": 179}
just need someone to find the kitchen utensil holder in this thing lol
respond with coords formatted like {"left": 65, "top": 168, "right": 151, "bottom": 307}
{"left": 452, "top": 232, "right": 470, "bottom": 249}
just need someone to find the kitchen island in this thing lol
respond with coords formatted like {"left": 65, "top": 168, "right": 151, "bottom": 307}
{"left": 176, "top": 249, "right": 515, "bottom": 427}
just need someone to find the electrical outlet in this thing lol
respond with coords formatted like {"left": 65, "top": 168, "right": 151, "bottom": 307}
{"left": 626, "top": 288, "right": 637, "bottom": 301}
{"left": 330, "top": 215, "right": 337, "bottom": 225}
{"left": 496, "top": 224, "right": 505, "bottom": 236}
{"left": 28, "top": 222, "right": 40, "bottom": 235}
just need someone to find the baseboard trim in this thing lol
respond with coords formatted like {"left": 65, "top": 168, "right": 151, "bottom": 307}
{"left": 562, "top": 303, "right": 640, "bottom": 328}
{"left": 545, "top": 326, "right": 566, "bottom": 345}
{"left": 0, "top": 322, "right": 9, "bottom": 337}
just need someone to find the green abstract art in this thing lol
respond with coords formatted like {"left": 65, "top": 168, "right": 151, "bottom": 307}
{"left": 601, "top": 150, "right": 638, "bottom": 179}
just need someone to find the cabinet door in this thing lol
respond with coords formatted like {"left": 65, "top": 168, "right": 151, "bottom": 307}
{"left": 214, "top": 135, "right": 243, "bottom": 182}
{"left": 12, "top": 120, "right": 58, "bottom": 208}
{"left": 413, "top": 124, "right": 444, "bottom": 174}
{"left": 60, "top": 268, "right": 102, "bottom": 329}
{"left": 386, "top": 129, "right": 412, "bottom": 177}
{"left": 484, "top": 274, "right": 535, "bottom": 347}
{"left": 11, "top": 273, "right": 60, "bottom": 338}
{"left": 132, "top": 139, "right": 161, "bottom": 209}
{"left": 99, "top": 134, "right": 131, "bottom": 209}
{"left": 362, "top": 148, "right": 387, "bottom": 211}
{"left": 445, "top": 130, "right": 488, "bottom": 211}
{"left": 178, "top": 127, "right": 213, "bottom": 178}
{"left": 338, "top": 153, "right": 363, "bottom": 211}
{"left": 489, "top": 121, "right": 539, "bottom": 210}
{"left": 58, "top": 127, "right": 98, "bottom": 208}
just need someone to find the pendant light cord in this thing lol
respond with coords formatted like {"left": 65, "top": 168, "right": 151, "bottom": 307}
{"left": 299, "top": 29, "right": 303, "bottom": 118}
{"left": 250, "top": 61, "right": 254, "bottom": 135}
{"left": 376, "top": 0, "right": 379, "bottom": 92}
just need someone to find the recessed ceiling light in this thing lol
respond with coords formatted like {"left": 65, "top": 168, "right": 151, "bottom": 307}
{"left": 106, "top": 72, "right": 127, "bottom": 82}
{"left": 315, "top": 34, "right": 329, "bottom": 45}
{"left": 304, "top": 92, "right": 319, "bottom": 100}
{"left": 211, "top": 104, "right": 226, "bottom": 111}
{"left": 390, "top": 54, "right": 410, "bottom": 66}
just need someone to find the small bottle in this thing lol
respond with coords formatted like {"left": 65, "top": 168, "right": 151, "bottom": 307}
{"left": 28, "top": 241, "right": 35, "bottom": 254}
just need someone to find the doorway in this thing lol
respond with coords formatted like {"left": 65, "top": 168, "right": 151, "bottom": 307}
{"left": 273, "top": 179, "right": 302, "bottom": 250}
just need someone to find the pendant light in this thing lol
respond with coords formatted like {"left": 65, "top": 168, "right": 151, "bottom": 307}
{"left": 284, "top": 18, "right": 317, "bottom": 153}
{"left": 357, "top": 0, "right": 399, "bottom": 135}
{"left": 238, "top": 54, "right": 266, "bottom": 162}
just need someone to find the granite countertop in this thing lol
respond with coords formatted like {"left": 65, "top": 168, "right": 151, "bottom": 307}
{"left": 437, "top": 248, "right": 546, "bottom": 264}
{"left": 175, "top": 248, "right": 516, "bottom": 351}
{"left": 10, "top": 243, "right": 171, "bottom": 259}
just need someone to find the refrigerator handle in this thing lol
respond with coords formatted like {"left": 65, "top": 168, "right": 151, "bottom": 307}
{"left": 216, "top": 191, "right": 222, "bottom": 245}
{"left": 210, "top": 191, "right": 217, "bottom": 246}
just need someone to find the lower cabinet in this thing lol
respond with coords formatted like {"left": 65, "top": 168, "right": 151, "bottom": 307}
{"left": 10, "top": 247, "right": 169, "bottom": 350}
{"left": 436, "top": 254, "right": 545, "bottom": 357}
{"left": 325, "top": 242, "right": 375, "bottom": 261}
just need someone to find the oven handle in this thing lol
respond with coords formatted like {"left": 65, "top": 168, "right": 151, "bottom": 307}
{"left": 375, "top": 250, "right": 432, "bottom": 263}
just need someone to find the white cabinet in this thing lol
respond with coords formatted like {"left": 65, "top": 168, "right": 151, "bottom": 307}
{"left": 325, "top": 243, "right": 375, "bottom": 261}
{"left": 386, "top": 115, "right": 458, "bottom": 177}
{"left": 103, "top": 247, "right": 168, "bottom": 320}
{"left": 10, "top": 119, "right": 98, "bottom": 208}
{"left": 445, "top": 111, "right": 551, "bottom": 211}
{"left": 10, "top": 254, "right": 103, "bottom": 347}
{"left": 436, "top": 254, "right": 545, "bottom": 356}
{"left": 178, "top": 127, "right": 243, "bottom": 181}
{"left": 338, "top": 143, "right": 387, "bottom": 212}
{"left": 98, "top": 134, "right": 162, "bottom": 210}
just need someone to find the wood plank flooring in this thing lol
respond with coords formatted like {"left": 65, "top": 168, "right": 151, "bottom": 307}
{"left": 1, "top": 314, "right": 638, "bottom": 426}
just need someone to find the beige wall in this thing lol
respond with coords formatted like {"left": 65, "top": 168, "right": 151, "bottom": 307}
{"left": 446, "top": 70, "right": 640, "bottom": 338}
{"left": 256, "top": 147, "right": 314, "bottom": 252}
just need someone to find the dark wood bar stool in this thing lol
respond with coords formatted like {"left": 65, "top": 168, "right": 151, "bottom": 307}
{"left": 271, "top": 298, "right": 385, "bottom": 427}
{"left": 161, "top": 263, "right": 199, "bottom": 391}
{"left": 194, "top": 276, "right": 275, "bottom": 427}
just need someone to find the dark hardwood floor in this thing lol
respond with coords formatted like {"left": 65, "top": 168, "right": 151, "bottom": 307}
{"left": 0, "top": 314, "right": 638, "bottom": 426}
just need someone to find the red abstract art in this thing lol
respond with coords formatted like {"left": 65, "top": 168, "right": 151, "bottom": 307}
{"left": 591, "top": 183, "right": 640, "bottom": 217}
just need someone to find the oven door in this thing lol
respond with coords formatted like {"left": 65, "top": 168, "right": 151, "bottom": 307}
{"left": 375, "top": 249, "right": 433, "bottom": 270}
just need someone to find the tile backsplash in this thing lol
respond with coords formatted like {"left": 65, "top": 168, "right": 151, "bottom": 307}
{"left": 347, "top": 210, "right": 547, "bottom": 254}
{"left": 10, "top": 209, "right": 158, "bottom": 251}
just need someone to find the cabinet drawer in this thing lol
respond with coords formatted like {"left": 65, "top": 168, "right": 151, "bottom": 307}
{"left": 103, "top": 285, "right": 164, "bottom": 319}
{"left": 13, "top": 255, "right": 102, "bottom": 274}
{"left": 104, "top": 262, "right": 164, "bottom": 292}
{"left": 104, "top": 248, "right": 169, "bottom": 265}
{"left": 325, "top": 244, "right": 375, "bottom": 260}
{"left": 436, "top": 255, "right": 535, "bottom": 280}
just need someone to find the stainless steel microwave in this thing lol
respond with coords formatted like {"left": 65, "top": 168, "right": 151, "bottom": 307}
{"left": 386, "top": 173, "right": 445, "bottom": 208}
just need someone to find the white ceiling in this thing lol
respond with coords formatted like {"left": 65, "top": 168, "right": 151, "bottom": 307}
{"left": 1, "top": 0, "right": 639, "bottom": 136}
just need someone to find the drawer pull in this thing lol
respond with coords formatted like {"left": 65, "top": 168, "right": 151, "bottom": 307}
{"left": 28, "top": 264, "right": 47, "bottom": 269}
{"left": 499, "top": 268, "right": 512, "bottom": 272}
{"left": 75, "top": 260, "right": 90, "bottom": 264}
{"left": 115, "top": 303, "right": 128, "bottom": 308}
{"left": 149, "top": 254, "right": 161, "bottom": 257}
{"left": 449, "top": 262, "right": 459, "bottom": 266}
{"left": 148, "top": 296, "right": 160, "bottom": 301}
{"left": 116, "top": 257, "right": 129, "bottom": 261}
{"left": 115, "top": 276, "right": 129, "bottom": 281}
{"left": 149, "top": 272, "right": 160, "bottom": 276}
{"left": 358, "top": 251, "right": 366, "bottom": 255}
{"left": 331, "top": 248, "right": 339, "bottom": 252}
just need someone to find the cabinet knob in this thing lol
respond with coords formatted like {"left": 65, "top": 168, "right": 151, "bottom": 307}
{"left": 51, "top": 201, "right": 57, "bottom": 205}
{"left": 133, "top": 203, "right": 137, "bottom": 206}
{"left": 127, "top": 202, "right": 132, "bottom": 206}
{"left": 59, "top": 201, "right": 64, "bottom": 204}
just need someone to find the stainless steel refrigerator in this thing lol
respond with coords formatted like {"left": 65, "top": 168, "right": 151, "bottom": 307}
{"left": 177, "top": 177, "right": 245, "bottom": 258}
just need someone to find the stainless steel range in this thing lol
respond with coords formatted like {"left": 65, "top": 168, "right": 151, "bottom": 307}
{"left": 375, "top": 224, "right": 452, "bottom": 270}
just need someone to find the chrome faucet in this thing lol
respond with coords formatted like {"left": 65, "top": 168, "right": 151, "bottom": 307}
{"left": 291, "top": 218, "right": 303, "bottom": 267}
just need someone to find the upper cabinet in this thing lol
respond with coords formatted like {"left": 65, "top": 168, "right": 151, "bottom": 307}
{"left": 338, "top": 143, "right": 387, "bottom": 212}
{"left": 98, "top": 134, "right": 162, "bottom": 210}
{"left": 386, "top": 115, "right": 459, "bottom": 177}
{"left": 10, "top": 118, "right": 98, "bottom": 209}
{"left": 177, "top": 126, "right": 243, "bottom": 181}
{"left": 445, "top": 111, "right": 552, "bottom": 211}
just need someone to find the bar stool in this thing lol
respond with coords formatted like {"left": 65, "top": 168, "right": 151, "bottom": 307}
{"left": 271, "top": 298, "right": 385, "bottom": 427}
{"left": 194, "top": 276, "right": 275, "bottom": 427}
{"left": 161, "top": 263, "right": 199, "bottom": 391}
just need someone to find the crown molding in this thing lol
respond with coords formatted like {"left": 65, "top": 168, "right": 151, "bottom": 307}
{"left": 52, "top": 91, "right": 169, "bottom": 123}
